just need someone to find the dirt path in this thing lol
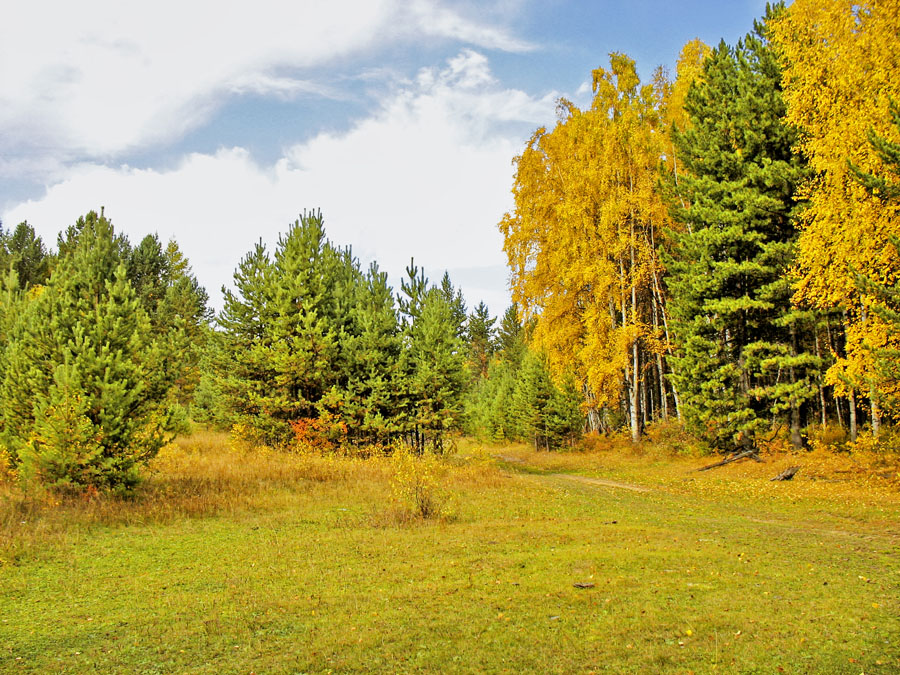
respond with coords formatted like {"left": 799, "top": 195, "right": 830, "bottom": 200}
{"left": 494, "top": 454, "right": 651, "bottom": 493}
{"left": 544, "top": 473, "right": 651, "bottom": 493}
{"left": 494, "top": 453, "right": 900, "bottom": 543}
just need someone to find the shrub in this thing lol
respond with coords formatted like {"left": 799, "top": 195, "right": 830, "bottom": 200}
{"left": 390, "top": 446, "right": 452, "bottom": 520}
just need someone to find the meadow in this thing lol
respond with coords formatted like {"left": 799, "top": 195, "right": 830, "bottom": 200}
{"left": 1, "top": 431, "right": 899, "bottom": 674}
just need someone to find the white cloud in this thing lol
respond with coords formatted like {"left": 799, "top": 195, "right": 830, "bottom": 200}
{"left": 0, "top": 1, "right": 532, "bottom": 168}
{"left": 408, "top": 0, "right": 535, "bottom": 53}
{"left": 3, "top": 51, "right": 557, "bottom": 318}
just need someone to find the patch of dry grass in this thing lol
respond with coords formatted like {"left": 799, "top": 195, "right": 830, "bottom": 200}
{"left": 0, "top": 431, "right": 398, "bottom": 566}
{"left": 0, "top": 432, "right": 514, "bottom": 567}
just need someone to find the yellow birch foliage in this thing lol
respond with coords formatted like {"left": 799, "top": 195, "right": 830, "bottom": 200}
{"left": 663, "top": 39, "right": 711, "bottom": 159}
{"left": 771, "top": 0, "right": 900, "bottom": 402}
{"left": 501, "top": 54, "right": 679, "bottom": 414}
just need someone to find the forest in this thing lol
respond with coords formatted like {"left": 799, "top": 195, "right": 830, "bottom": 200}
{"left": 2, "top": 2, "right": 900, "bottom": 673}
{"left": 0, "top": 0, "right": 898, "bottom": 493}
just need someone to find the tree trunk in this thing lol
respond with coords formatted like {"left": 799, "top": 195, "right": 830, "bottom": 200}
{"left": 629, "top": 205, "right": 640, "bottom": 443}
{"left": 789, "top": 324, "right": 803, "bottom": 450}
{"left": 630, "top": 296, "right": 640, "bottom": 443}
{"left": 862, "top": 305, "right": 880, "bottom": 440}
{"left": 790, "top": 405, "right": 803, "bottom": 450}
{"left": 826, "top": 318, "right": 844, "bottom": 429}
{"left": 871, "top": 391, "right": 881, "bottom": 439}
{"left": 814, "top": 330, "right": 827, "bottom": 427}
{"left": 849, "top": 390, "right": 858, "bottom": 442}
{"left": 652, "top": 297, "right": 669, "bottom": 421}
{"left": 671, "top": 384, "right": 682, "bottom": 422}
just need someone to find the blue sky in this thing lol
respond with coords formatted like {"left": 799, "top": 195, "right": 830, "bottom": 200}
{"left": 1, "top": 0, "right": 769, "bottom": 317}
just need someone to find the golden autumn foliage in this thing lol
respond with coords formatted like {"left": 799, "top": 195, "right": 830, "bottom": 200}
{"left": 501, "top": 48, "right": 708, "bottom": 440}
{"left": 772, "top": 0, "right": 900, "bottom": 416}
{"left": 662, "top": 39, "right": 711, "bottom": 180}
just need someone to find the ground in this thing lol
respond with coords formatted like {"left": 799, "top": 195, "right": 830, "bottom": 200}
{"left": 1, "top": 431, "right": 898, "bottom": 673}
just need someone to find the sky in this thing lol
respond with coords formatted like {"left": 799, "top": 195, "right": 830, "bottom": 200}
{"left": 1, "top": 0, "right": 769, "bottom": 318}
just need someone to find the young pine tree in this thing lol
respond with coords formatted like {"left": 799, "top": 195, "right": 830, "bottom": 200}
{"left": 404, "top": 288, "right": 466, "bottom": 453}
{"left": 0, "top": 222, "right": 51, "bottom": 289}
{"left": 321, "top": 262, "right": 404, "bottom": 445}
{"left": 512, "top": 352, "right": 583, "bottom": 450}
{"left": 465, "top": 301, "right": 497, "bottom": 379}
{"left": 1, "top": 212, "right": 175, "bottom": 491}
{"left": 217, "top": 211, "right": 360, "bottom": 447}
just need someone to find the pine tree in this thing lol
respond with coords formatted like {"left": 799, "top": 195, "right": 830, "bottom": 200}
{"left": 323, "top": 262, "right": 404, "bottom": 445}
{"left": 128, "top": 235, "right": 211, "bottom": 419}
{"left": 465, "top": 301, "right": 496, "bottom": 378}
{"left": 462, "top": 304, "right": 523, "bottom": 440}
{"left": 439, "top": 271, "right": 468, "bottom": 340}
{"left": 0, "top": 222, "right": 51, "bottom": 289}
{"left": 404, "top": 288, "right": 465, "bottom": 453}
{"left": 513, "top": 351, "right": 581, "bottom": 451}
{"left": 1, "top": 212, "right": 174, "bottom": 491}
{"left": 216, "top": 241, "right": 282, "bottom": 443}
{"left": 397, "top": 259, "right": 428, "bottom": 325}
{"left": 0, "top": 270, "right": 24, "bottom": 462}
{"left": 191, "top": 326, "right": 230, "bottom": 429}
{"left": 217, "top": 211, "right": 360, "bottom": 447}
{"left": 665, "top": 8, "right": 818, "bottom": 450}
{"left": 496, "top": 304, "right": 525, "bottom": 365}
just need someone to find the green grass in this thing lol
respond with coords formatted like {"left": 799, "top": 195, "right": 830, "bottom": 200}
{"left": 1, "top": 432, "right": 899, "bottom": 673}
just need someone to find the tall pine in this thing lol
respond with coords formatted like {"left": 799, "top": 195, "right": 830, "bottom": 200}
{"left": 665, "top": 7, "right": 818, "bottom": 450}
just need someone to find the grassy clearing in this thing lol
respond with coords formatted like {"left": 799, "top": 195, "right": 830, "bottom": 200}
{"left": 1, "top": 431, "right": 899, "bottom": 673}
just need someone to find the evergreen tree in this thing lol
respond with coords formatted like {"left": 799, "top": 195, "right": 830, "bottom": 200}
{"left": 496, "top": 304, "right": 526, "bottom": 365}
{"left": 128, "top": 234, "right": 169, "bottom": 312}
{"left": 466, "top": 301, "right": 497, "bottom": 378}
{"left": 0, "top": 222, "right": 51, "bottom": 289}
{"left": 665, "top": 8, "right": 818, "bottom": 450}
{"left": 191, "top": 326, "right": 230, "bottom": 429}
{"left": 486, "top": 360, "right": 522, "bottom": 440}
{"left": 218, "top": 213, "right": 471, "bottom": 452}
{"left": 0, "top": 212, "right": 176, "bottom": 490}
{"left": 217, "top": 211, "right": 360, "bottom": 446}
{"left": 128, "top": 235, "right": 211, "bottom": 416}
{"left": 439, "top": 271, "right": 468, "bottom": 340}
{"left": 512, "top": 351, "right": 581, "bottom": 450}
{"left": 57, "top": 208, "right": 131, "bottom": 262}
{"left": 321, "top": 262, "right": 404, "bottom": 445}
{"left": 215, "top": 241, "right": 281, "bottom": 442}
{"left": 266, "top": 212, "right": 357, "bottom": 428}
{"left": 0, "top": 270, "right": 24, "bottom": 410}
{"left": 397, "top": 259, "right": 428, "bottom": 325}
{"left": 404, "top": 288, "right": 466, "bottom": 453}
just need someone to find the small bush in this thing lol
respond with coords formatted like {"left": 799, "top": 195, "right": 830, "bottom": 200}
{"left": 390, "top": 446, "right": 452, "bottom": 520}
{"left": 807, "top": 423, "right": 849, "bottom": 451}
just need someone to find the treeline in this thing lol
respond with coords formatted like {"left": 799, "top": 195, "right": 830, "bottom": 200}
{"left": 196, "top": 210, "right": 581, "bottom": 454}
{"left": 0, "top": 209, "right": 581, "bottom": 490}
{"left": 3, "top": 0, "right": 897, "bottom": 492}
{"left": 498, "top": 0, "right": 900, "bottom": 451}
